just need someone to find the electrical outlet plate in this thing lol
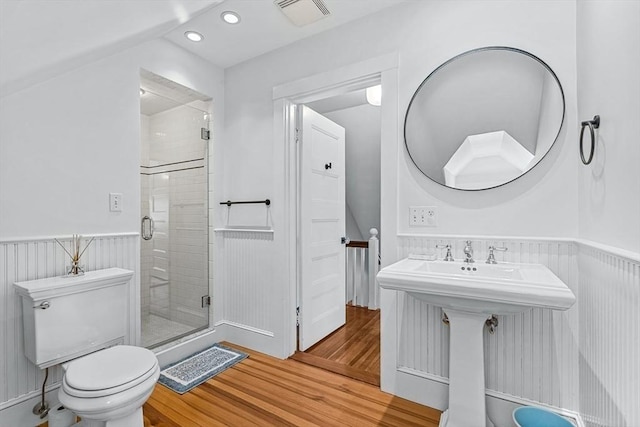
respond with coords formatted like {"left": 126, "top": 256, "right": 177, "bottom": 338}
{"left": 409, "top": 206, "right": 438, "bottom": 227}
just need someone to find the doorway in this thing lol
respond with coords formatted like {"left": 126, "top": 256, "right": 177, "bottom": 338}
{"left": 291, "top": 87, "right": 382, "bottom": 385}
{"left": 272, "top": 53, "right": 398, "bottom": 373}
{"left": 139, "top": 70, "right": 211, "bottom": 349}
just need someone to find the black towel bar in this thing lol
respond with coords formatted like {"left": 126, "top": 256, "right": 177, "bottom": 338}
{"left": 220, "top": 199, "right": 271, "bottom": 207}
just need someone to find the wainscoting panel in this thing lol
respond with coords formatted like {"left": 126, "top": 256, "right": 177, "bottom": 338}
{"left": 578, "top": 245, "right": 639, "bottom": 427}
{"left": 0, "top": 234, "right": 139, "bottom": 410}
{"left": 216, "top": 229, "right": 275, "bottom": 336}
{"left": 396, "top": 236, "right": 581, "bottom": 411}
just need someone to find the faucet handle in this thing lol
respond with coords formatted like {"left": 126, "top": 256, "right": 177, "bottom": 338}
{"left": 436, "top": 244, "right": 454, "bottom": 261}
{"left": 464, "top": 240, "right": 473, "bottom": 253}
{"left": 486, "top": 246, "right": 508, "bottom": 264}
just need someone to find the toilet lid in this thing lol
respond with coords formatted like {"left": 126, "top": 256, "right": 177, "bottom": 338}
{"left": 64, "top": 345, "right": 158, "bottom": 393}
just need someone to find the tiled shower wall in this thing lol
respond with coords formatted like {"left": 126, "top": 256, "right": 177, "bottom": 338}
{"left": 396, "top": 235, "right": 639, "bottom": 426}
{"left": 140, "top": 104, "right": 208, "bottom": 328}
{"left": 0, "top": 234, "right": 138, "bottom": 410}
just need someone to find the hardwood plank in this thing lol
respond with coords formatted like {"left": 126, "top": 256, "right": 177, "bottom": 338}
{"left": 232, "top": 358, "right": 437, "bottom": 426}
{"left": 142, "top": 399, "right": 181, "bottom": 427}
{"left": 143, "top": 342, "right": 440, "bottom": 427}
{"left": 242, "top": 349, "right": 441, "bottom": 425}
{"left": 292, "top": 305, "right": 381, "bottom": 385}
{"left": 290, "top": 351, "right": 380, "bottom": 386}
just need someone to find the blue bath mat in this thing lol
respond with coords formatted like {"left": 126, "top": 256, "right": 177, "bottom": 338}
{"left": 158, "top": 343, "right": 248, "bottom": 394}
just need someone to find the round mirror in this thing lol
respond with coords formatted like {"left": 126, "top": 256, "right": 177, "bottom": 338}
{"left": 404, "top": 46, "right": 565, "bottom": 190}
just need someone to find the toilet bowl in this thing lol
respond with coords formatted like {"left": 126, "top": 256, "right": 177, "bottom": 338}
{"left": 58, "top": 345, "right": 160, "bottom": 427}
{"left": 14, "top": 269, "right": 158, "bottom": 426}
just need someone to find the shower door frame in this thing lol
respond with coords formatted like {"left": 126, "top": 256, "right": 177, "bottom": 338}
{"left": 139, "top": 88, "right": 211, "bottom": 349}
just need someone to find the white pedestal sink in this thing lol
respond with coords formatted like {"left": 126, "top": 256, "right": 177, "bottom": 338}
{"left": 377, "top": 258, "right": 575, "bottom": 427}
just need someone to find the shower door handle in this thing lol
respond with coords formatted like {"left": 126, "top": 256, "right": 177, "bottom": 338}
{"left": 141, "top": 216, "right": 154, "bottom": 240}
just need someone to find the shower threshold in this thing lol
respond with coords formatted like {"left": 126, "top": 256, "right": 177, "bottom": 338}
{"left": 142, "top": 313, "right": 208, "bottom": 349}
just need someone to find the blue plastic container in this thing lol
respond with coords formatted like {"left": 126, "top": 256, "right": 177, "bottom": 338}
{"left": 513, "top": 407, "right": 574, "bottom": 427}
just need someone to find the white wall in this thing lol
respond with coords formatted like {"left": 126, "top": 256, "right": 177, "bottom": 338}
{"left": 395, "top": 1, "right": 577, "bottom": 237}
{"left": 0, "top": 38, "right": 224, "bottom": 239}
{"left": 576, "top": 2, "right": 640, "bottom": 426}
{"left": 222, "top": 0, "right": 578, "bottom": 355}
{"left": 325, "top": 104, "right": 381, "bottom": 239}
{"left": 221, "top": 1, "right": 640, "bottom": 423}
{"left": 576, "top": 0, "right": 640, "bottom": 254}
{"left": 225, "top": 0, "right": 577, "bottom": 242}
{"left": 0, "top": 37, "right": 225, "bottom": 420}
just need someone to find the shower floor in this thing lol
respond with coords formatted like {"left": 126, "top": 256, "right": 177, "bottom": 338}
{"left": 142, "top": 313, "right": 195, "bottom": 348}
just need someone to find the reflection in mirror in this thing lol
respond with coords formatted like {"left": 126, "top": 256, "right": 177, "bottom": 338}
{"left": 404, "top": 47, "right": 565, "bottom": 190}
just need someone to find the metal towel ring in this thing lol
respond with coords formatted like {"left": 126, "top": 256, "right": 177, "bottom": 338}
{"left": 579, "top": 115, "right": 600, "bottom": 165}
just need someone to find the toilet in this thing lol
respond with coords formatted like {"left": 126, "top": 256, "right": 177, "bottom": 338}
{"left": 14, "top": 268, "right": 160, "bottom": 427}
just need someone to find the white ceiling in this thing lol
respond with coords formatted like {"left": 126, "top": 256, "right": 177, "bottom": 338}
{"left": 0, "top": 0, "right": 221, "bottom": 96}
{"left": 0, "top": 0, "right": 408, "bottom": 96}
{"left": 163, "top": 0, "right": 408, "bottom": 69}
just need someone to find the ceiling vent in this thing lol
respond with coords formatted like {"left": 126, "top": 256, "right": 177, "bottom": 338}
{"left": 274, "top": 0, "right": 331, "bottom": 27}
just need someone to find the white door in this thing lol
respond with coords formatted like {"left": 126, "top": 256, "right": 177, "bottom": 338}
{"left": 299, "top": 105, "right": 346, "bottom": 351}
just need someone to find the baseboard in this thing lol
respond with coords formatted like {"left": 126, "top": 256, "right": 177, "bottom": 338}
{"left": 391, "top": 367, "right": 584, "bottom": 427}
{"left": 0, "top": 385, "right": 61, "bottom": 427}
{"left": 214, "top": 320, "right": 274, "bottom": 337}
{"left": 216, "top": 321, "right": 286, "bottom": 359}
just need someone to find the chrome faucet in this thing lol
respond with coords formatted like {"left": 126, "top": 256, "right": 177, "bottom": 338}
{"left": 463, "top": 240, "right": 474, "bottom": 263}
{"left": 486, "top": 246, "right": 508, "bottom": 264}
{"left": 436, "top": 244, "right": 454, "bottom": 261}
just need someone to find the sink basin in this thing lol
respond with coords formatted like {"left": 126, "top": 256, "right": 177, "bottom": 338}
{"left": 377, "top": 258, "right": 575, "bottom": 314}
{"left": 377, "top": 257, "right": 576, "bottom": 427}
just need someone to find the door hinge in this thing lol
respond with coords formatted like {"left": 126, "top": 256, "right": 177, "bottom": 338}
{"left": 296, "top": 306, "right": 300, "bottom": 327}
{"left": 201, "top": 128, "right": 210, "bottom": 140}
{"left": 295, "top": 128, "right": 299, "bottom": 143}
{"left": 201, "top": 295, "right": 211, "bottom": 307}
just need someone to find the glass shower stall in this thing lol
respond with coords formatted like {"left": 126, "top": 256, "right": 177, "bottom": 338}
{"left": 139, "top": 70, "right": 211, "bottom": 348}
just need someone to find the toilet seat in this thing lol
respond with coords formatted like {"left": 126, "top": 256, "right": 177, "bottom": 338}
{"left": 62, "top": 346, "right": 158, "bottom": 398}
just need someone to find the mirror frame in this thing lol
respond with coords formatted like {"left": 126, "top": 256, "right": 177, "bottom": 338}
{"left": 404, "top": 46, "right": 565, "bottom": 191}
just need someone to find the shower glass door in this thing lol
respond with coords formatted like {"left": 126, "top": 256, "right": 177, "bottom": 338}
{"left": 140, "top": 71, "right": 210, "bottom": 348}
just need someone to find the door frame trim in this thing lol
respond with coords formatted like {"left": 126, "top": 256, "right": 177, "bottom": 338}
{"left": 273, "top": 53, "right": 399, "bottom": 358}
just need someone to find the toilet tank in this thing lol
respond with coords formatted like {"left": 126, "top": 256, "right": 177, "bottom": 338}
{"left": 14, "top": 268, "right": 134, "bottom": 369}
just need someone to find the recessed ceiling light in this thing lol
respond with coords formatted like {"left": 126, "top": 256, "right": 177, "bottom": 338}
{"left": 221, "top": 11, "right": 241, "bottom": 24}
{"left": 184, "top": 31, "right": 204, "bottom": 42}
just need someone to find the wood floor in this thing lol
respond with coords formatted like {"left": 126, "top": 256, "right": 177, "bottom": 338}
{"left": 290, "top": 305, "right": 381, "bottom": 386}
{"left": 143, "top": 342, "right": 441, "bottom": 427}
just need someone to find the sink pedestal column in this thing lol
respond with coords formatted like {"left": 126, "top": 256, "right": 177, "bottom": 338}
{"left": 439, "top": 309, "right": 494, "bottom": 427}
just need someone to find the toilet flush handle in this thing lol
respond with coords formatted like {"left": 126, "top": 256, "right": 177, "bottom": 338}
{"left": 38, "top": 301, "right": 50, "bottom": 310}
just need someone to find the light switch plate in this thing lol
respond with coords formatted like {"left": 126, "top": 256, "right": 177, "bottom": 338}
{"left": 409, "top": 206, "right": 438, "bottom": 227}
{"left": 109, "top": 193, "right": 122, "bottom": 212}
